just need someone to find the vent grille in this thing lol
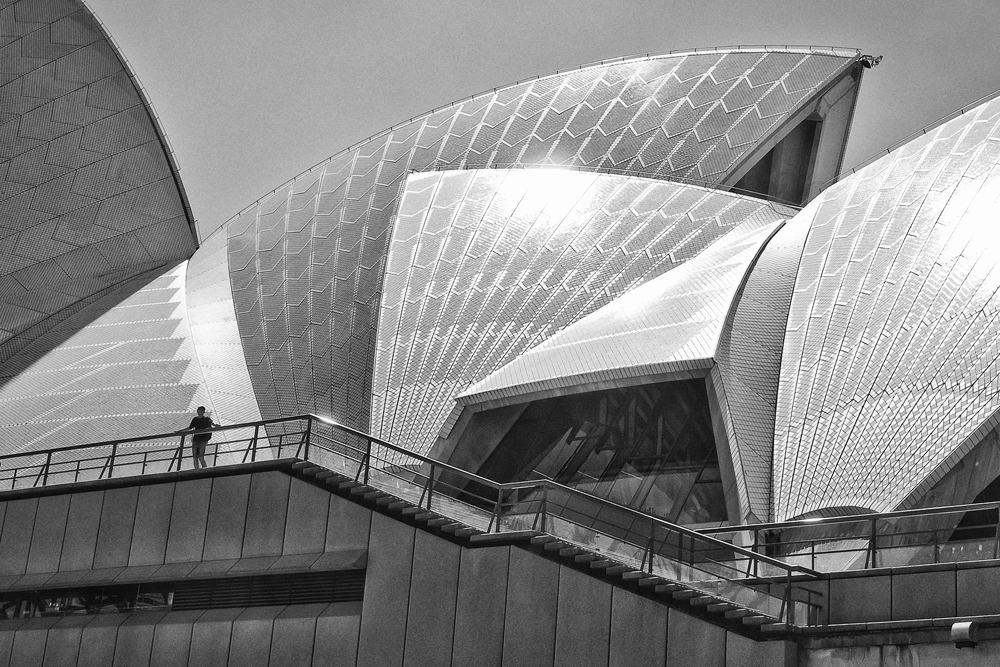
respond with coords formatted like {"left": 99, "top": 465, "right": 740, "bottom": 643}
{"left": 171, "top": 570, "right": 365, "bottom": 611}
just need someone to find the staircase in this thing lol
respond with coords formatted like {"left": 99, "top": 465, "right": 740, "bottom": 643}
{"left": 288, "top": 459, "right": 802, "bottom": 637}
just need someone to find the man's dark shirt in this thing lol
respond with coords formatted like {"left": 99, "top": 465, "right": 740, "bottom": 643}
{"left": 189, "top": 416, "right": 213, "bottom": 440}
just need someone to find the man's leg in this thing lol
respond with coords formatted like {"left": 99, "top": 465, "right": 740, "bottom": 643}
{"left": 193, "top": 441, "right": 204, "bottom": 469}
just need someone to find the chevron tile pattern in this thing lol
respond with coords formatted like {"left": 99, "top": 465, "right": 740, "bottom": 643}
{"left": 0, "top": 262, "right": 212, "bottom": 455}
{"left": 460, "top": 216, "right": 785, "bottom": 408}
{"left": 0, "top": 0, "right": 195, "bottom": 350}
{"left": 186, "top": 230, "right": 263, "bottom": 427}
{"left": 773, "top": 94, "right": 1000, "bottom": 520}
{"left": 227, "top": 48, "right": 857, "bottom": 432}
{"left": 372, "top": 169, "right": 794, "bottom": 452}
{"left": 713, "top": 217, "right": 810, "bottom": 522}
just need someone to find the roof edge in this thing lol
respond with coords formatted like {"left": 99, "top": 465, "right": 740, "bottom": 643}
{"left": 81, "top": 0, "right": 199, "bottom": 246}
{"left": 219, "top": 46, "right": 858, "bottom": 228}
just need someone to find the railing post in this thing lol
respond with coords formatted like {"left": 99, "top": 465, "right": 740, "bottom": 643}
{"left": 786, "top": 569, "right": 795, "bottom": 625}
{"left": 994, "top": 507, "right": 1000, "bottom": 559}
{"left": 489, "top": 488, "right": 502, "bottom": 533}
{"left": 868, "top": 518, "right": 877, "bottom": 569}
{"left": 251, "top": 425, "right": 259, "bottom": 462}
{"left": 426, "top": 464, "right": 435, "bottom": 510}
{"left": 38, "top": 451, "right": 52, "bottom": 487}
{"left": 108, "top": 443, "right": 118, "bottom": 479}
{"left": 303, "top": 417, "right": 313, "bottom": 461}
{"left": 540, "top": 485, "right": 548, "bottom": 533}
{"left": 363, "top": 440, "right": 371, "bottom": 486}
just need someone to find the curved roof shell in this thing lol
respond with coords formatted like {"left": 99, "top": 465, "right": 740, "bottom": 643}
{"left": 458, "top": 214, "right": 786, "bottom": 407}
{"left": 773, "top": 92, "right": 1000, "bottom": 520}
{"left": 374, "top": 168, "right": 794, "bottom": 451}
{"left": 223, "top": 47, "right": 859, "bottom": 432}
{"left": 0, "top": 0, "right": 196, "bottom": 357}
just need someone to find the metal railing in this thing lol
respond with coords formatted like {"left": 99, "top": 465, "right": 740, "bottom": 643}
{"left": 0, "top": 414, "right": 820, "bottom": 625}
{"left": 698, "top": 503, "right": 1000, "bottom": 572}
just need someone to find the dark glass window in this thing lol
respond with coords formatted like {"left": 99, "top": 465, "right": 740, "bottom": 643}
{"left": 478, "top": 379, "right": 728, "bottom": 526}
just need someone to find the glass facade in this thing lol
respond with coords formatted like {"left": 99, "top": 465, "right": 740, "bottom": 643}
{"left": 478, "top": 379, "right": 728, "bottom": 526}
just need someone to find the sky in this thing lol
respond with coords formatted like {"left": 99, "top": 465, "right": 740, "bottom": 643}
{"left": 84, "top": 0, "right": 1000, "bottom": 241}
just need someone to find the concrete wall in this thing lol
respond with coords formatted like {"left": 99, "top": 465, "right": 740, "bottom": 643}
{"left": 0, "top": 468, "right": 796, "bottom": 666}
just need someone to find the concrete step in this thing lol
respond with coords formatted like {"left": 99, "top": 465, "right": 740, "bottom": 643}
{"left": 606, "top": 565, "right": 633, "bottom": 576}
{"left": 454, "top": 528, "right": 480, "bottom": 537}
{"left": 400, "top": 507, "right": 423, "bottom": 516}
{"left": 621, "top": 571, "right": 649, "bottom": 582}
{"left": 725, "top": 609, "right": 757, "bottom": 620}
{"left": 689, "top": 596, "right": 721, "bottom": 607}
{"left": 574, "top": 553, "right": 600, "bottom": 564}
{"left": 362, "top": 490, "right": 388, "bottom": 500}
{"left": 558, "top": 547, "right": 584, "bottom": 558}
{"left": 426, "top": 517, "right": 450, "bottom": 527}
{"left": 544, "top": 541, "right": 569, "bottom": 552}
{"left": 672, "top": 590, "right": 700, "bottom": 601}
{"left": 706, "top": 602, "right": 739, "bottom": 614}
{"left": 637, "top": 577, "right": 665, "bottom": 588}
{"left": 654, "top": 583, "right": 683, "bottom": 594}
{"left": 338, "top": 480, "right": 363, "bottom": 490}
{"left": 742, "top": 615, "right": 776, "bottom": 627}
{"left": 291, "top": 461, "right": 312, "bottom": 470}
{"left": 440, "top": 522, "right": 466, "bottom": 533}
{"left": 589, "top": 559, "right": 617, "bottom": 570}
{"left": 530, "top": 535, "right": 556, "bottom": 546}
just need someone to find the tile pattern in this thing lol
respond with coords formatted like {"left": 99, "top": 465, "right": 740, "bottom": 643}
{"left": 713, "top": 217, "right": 809, "bottom": 522}
{"left": 186, "top": 231, "right": 263, "bottom": 427}
{"left": 375, "top": 169, "right": 793, "bottom": 452}
{"left": 460, "top": 216, "right": 786, "bottom": 407}
{"left": 774, "top": 94, "right": 1000, "bottom": 520}
{"left": 0, "top": 0, "right": 195, "bottom": 348}
{"left": 226, "top": 48, "right": 856, "bottom": 432}
{"left": 0, "top": 262, "right": 213, "bottom": 455}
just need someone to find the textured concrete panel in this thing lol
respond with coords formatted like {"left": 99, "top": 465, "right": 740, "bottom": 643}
{"left": 187, "top": 609, "right": 239, "bottom": 667}
{"left": 828, "top": 574, "right": 891, "bottom": 624}
{"left": 377, "top": 169, "right": 793, "bottom": 452}
{"left": 726, "top": 633, "right": 795, "bottom": 667}
{"left": 242, "top": 471, "right": 290, "bottom": 557}
{"left": 129, "top": 482, "right": 174, "bottom": 566}
{"left": 774, "top": 93, "right": 1000, "bottom": 518}
{"left": 283, "top": 476, "right": 330, "bottom": 555}
{"left": 164, "top": 478, "right": 211, "bottom": 563}
{"left": 609, "top": 587, "right": 667, "bottom": 667}
{"left": 78, "top": 614, "right": 129, "bottom": 667}
{"left": 463, "top": 216, "right": 784, "bottom": 407}
{"left": 93, "top": 485, "right": 138, "bottom": 569}
{"left": 25, "top": 494, "right": 69, "bottom": 573}
{"left": 42, "top": 623, "right": 84, "bottom": 667}
{"left": 666, "top": 607, "right": 725, "bottom": 667}
{"left": 112, "top": 614, "right": 161, "bottom": 667}
{"left": 271, "top": 605, "right": 326, "bottom": 667}
{"left": 554, "top": 566, "right": 611, "bottom": 667}
{"left": 325, "top": 491, "right": 372, "bottom": 552}
{"left": 59, "top": 490, "right": 102, "bottom": 571}
{"left": 229, "top": 606, "right": 283, "bottom": 667}
{"left": 149, "top": 613, "right": 199, "bottom": 667}
{"left": 891, "top": 569, "right": 956, "bottom": 620}
{"left": 224, "top": 48, "right": 857, "bottom": 434}
{"left": 403, "top": 531, "right": 460, "bottom": 667}
{"left": 357, "top": 512, "right": 415, "bottom": 667}
{"left": 503, "top": 546, "right": 560, "bottom": 667}
{"left": 452, "top": 546, "right": 509, "bottom": 667}
{"left": 0, "top": 497, "right": 38, "bottom": 575}
{"left": 8, "top": 626, "right": 46, "bottom": 667}
{"left": 312, "top": 602, "right": 362, "bottom": 667}
{"left": 202, "top": 474, "right": 251, "bottom": 561}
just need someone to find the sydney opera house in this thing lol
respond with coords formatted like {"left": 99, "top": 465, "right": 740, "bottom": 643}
{"left": 5, "top": 1, "right": 1000, "bottom": 666}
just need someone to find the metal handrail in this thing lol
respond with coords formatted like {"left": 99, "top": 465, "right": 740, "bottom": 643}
{"left": 698, "top": 501, "right": 1000, "bottom": 535}
{"left": 307, "top": 414, "right": 817, "bottom": 579}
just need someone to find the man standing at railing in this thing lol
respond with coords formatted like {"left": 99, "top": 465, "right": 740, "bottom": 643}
{"left": 178, "top": 407, "right": 219, "bottom": 469}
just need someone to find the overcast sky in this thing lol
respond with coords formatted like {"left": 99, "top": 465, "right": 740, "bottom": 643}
{"left": 84, "top": 0, "right": 1000, "bottom": 240}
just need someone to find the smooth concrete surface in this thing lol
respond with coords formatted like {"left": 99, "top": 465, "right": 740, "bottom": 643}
{"left": 804, "top": 642, "right": 1000, "bottom": 666}
{"left": 666, "top": 606, "right": 726, "bottom": 667}
{"left": 726, "top": 632, "right": 796, "bottom": 667}
{"left": 828, "top": 573, "right": 891, "bottom": 624}
{"left": 0, "top": 467, "right": 816, "bottom": 666}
